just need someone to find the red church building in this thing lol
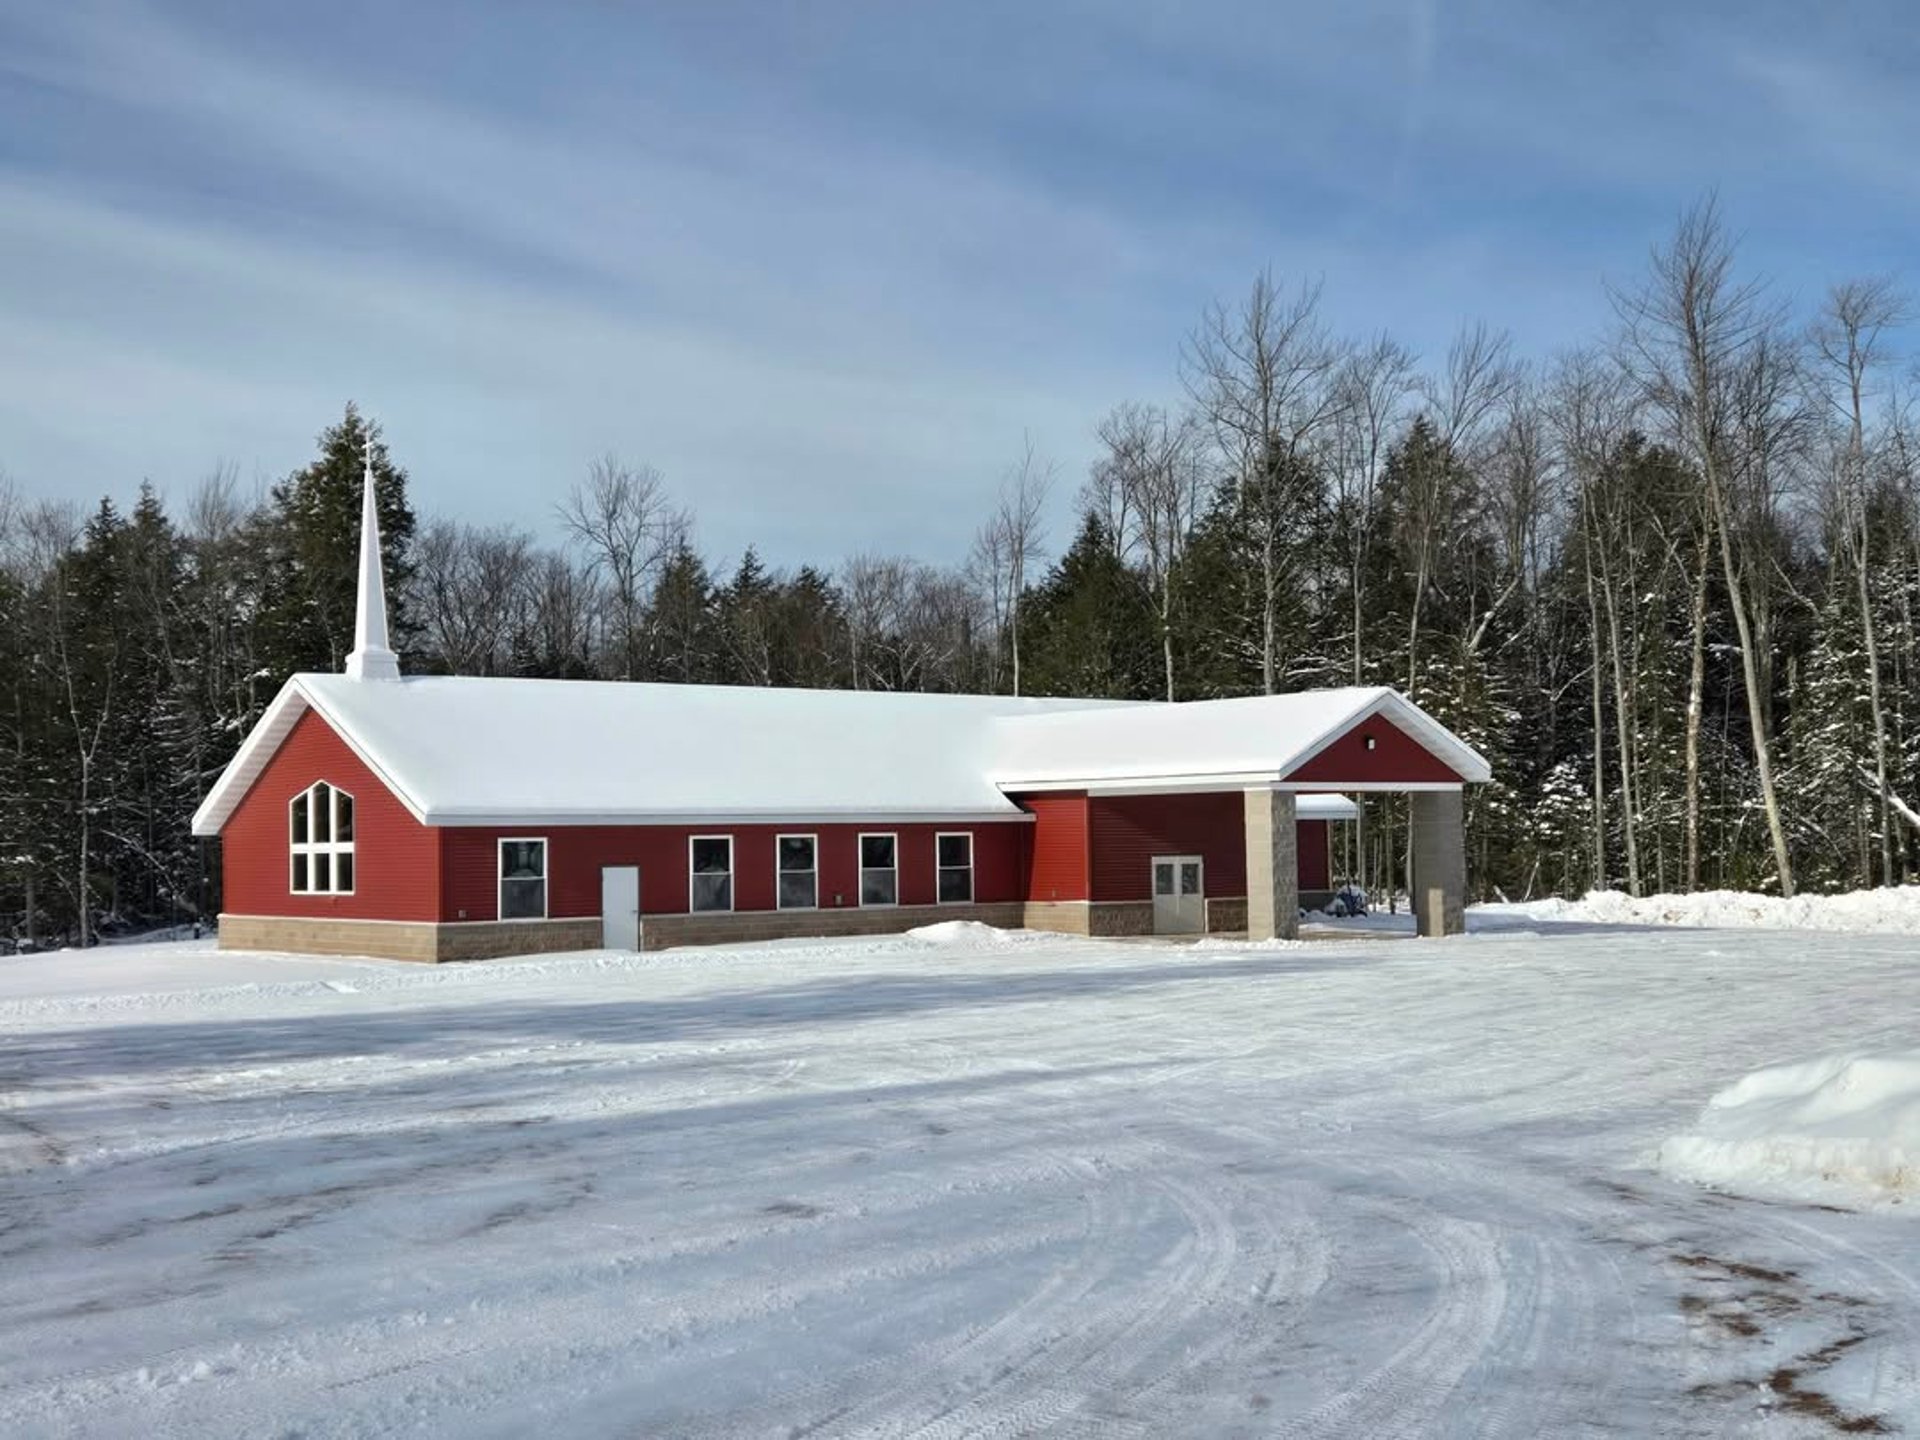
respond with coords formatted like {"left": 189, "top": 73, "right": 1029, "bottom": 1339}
{"left": 193, "top": 464, "right": 1489, "bottom": 961}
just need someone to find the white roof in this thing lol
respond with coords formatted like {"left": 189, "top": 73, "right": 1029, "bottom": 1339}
{"left": 986, "top": 686, "right": 1491, "bottom": 791}
{"left": 191, "top": 676, "right": 1482, "bottom": 835}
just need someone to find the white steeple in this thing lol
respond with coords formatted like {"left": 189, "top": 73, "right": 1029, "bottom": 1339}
{"left": 344, "top": 442, "right": 401, "bottom": 681}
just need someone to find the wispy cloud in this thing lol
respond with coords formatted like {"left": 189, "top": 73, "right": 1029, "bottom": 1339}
{"left": 0, "top": 0, "right": 1912, "bottom": 563}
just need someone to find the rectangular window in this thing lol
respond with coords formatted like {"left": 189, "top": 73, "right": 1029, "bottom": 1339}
{"left": 936, "top": 832, "right": 973, "bottom": 904}
{"left": 690, "top": 836, "right": 733, "bottom": 913}
{"left": 777, "top": 834, "right": 817, "bottom": 910}
{"left": 499, "top": 838, "right": 547, "bottom": 919}
{"left": 859, "top": 833, "right": 897, "bottom": 907}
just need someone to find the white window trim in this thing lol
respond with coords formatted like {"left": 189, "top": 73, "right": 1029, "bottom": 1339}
{"left": 497, "top": 836, "right": 549, "bottom": 921}
{"left": 289, "top": 781, "right": 356, "bottom": 896}
{"left": 858, "top": 831, "right": 898, "bottom": 909}
{"left": 935, "top": 831, "right": 974, "bottom": 905}
{"left": 688, "top": 834, "right": 735, "bottom": 914}
{"left": 775, "top": 832, "right": 818, "bottom": 911}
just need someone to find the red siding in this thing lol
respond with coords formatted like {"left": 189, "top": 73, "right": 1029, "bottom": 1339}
{"left": 1015, "top": 793, "right": 1090, "bottom": 902}
{"left": 1285, "top": 715, "right": 1463, "bottom": 785}
{"left": 1087, "top": 793, "right": 1248, "bottom": 902}
{"left": 1298, "top": 818, "right": 1331, "bottom": 891}
{"left": 220, "top": 708, "right": 440, "bottom": 920}
{"left": 438, "top": 822, "right": 1025, "bottom": 921}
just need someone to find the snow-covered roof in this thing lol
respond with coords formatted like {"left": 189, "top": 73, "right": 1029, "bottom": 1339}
{"left": 986, "top": 686, "right": 1491, "bottom": 792}
{"left": 191, "top": 676, "right": 1480, "bottom": 835}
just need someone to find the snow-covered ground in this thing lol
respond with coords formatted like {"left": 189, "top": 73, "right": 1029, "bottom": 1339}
{"left": 5, "top": 922, "right": 1920, "bottom": 1437}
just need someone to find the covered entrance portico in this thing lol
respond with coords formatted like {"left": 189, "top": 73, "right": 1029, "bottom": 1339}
{"left": 999, "top": 689, "right": 1488, "bottom": 943}
{"left": 1242, "top": 786, "right": 1466, "bottom": 941}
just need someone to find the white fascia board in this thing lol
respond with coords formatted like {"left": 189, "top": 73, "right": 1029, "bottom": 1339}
{"left": 421, "top": 808, "right": 1038, "bottom": 828}
{"left": 192, "top": 676, "right": 433, "bottom": 836}
{"left": 190, "top": 680, "right": 309, "bottom": 835}
{"left": 1273, "top": 781, "right": 1465, "bottom": 793}
{"left": 994, "top": 771, "right": 1283, "bottom": 796}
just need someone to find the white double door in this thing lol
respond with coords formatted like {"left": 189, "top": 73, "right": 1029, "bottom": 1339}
{"left": 1152, "top": 855, "right": 1205, "bottom": 935}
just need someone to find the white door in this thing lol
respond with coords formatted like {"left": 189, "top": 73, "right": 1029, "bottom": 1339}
{"left": 601, "top": 866, "right": 640, "bottom": 950}
{"left": 1151, "top": 855, "right": 1205, "bottom": 935}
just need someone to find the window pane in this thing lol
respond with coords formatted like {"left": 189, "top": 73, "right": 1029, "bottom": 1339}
{"left": 861, "top": 869, "right": 896, "bottom": 906}
{"left": 691, "top": 838, "right": 731, "bottom": 875}
{"left": 692, "top": 872, "right": 732, "bottom": 912}
{"left": 778, "top": 871, "right": 815, "bottom": 910}
{"left": 292, "top": 853, "right": 309, "bottom": 892}
{"left": 336, "top": 852, "right": 355, "bottom": 893}
{"left": 336, "top": 791, "right": 354, "bottom": 843}
{"left": 290, "top": 793, "right": 308, "bottom": 845}
{"left": 1181, "top": 862, "right": 1201, "bottom": 896}
{"left": 778, "top": 836, "right": 814, "bottom": 872}
{"left": 860, "top": 835, "right": 895, "bottom": 869}
{"left": 938, "top": 868, "right": 971, "bottom": 904}
{"left": 937, "top": 834, "right": 970, "bottom": 868}
{"left": 1154, "top": 864, "right": 1174, "bottom": 896}
{"left": 312, "top": 785, "right": 331, "bottom": 842}
{"left": 501, "top": 877, "right": 545, "bottom": 919}
{"left": 502, "top": 840, "right": 544, "bottom": 880}
{"left": 314, "top": 853, "right": 331, "bottom": 891}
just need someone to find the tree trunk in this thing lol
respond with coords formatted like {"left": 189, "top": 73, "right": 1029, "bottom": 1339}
{"left": 1683, "top": 526, "right": 1711, "bottom": 891}
{"left": 1582, "top": 531, "right": 1607, "bottom": 891}
{"left": 1708, "top": 478, "right": 1796, "bottom": 895}
{"left": 1598, "top": 545, "right": 1642, "bottom": 896}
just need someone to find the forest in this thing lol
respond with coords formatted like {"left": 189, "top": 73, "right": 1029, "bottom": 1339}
{"left": 4, "top": 200, "right": 1917, "bottom": 946}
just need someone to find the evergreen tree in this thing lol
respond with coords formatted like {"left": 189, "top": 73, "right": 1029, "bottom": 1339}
{"left": 256, "top": 404, "right": 416, "bottom": 680}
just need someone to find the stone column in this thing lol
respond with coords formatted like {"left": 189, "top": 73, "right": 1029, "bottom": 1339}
{"left": 1244, "top": 788, "right": 1299, "bottom": 941}
{"left": 1410, "top": 789, "right": 1467, "bottom": 937}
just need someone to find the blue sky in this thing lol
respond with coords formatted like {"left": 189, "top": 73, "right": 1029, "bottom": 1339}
{"left": 1, "top": 1, "right": 1915, "bottom": 568}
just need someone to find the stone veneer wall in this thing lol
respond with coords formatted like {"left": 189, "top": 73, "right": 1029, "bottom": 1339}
{"left": 636, "top": 903, "right": 1023, "bottom": 950}
{"left": 218, "top": 914, "right": 603, "bottom": 963}
{"left": 1020, "top": 901, "right": 1091, "bottom": 935}
{"left": 223, "top": 907, "right": 1028, "bottom": 961}
{"left": 1205, "top": 897, "right": 1248, "bottom": 933}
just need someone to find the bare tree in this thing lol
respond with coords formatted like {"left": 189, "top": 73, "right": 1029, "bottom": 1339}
{"left": 1812, "top": 277, "right": 1907, "bottom": 887}
{"left": 1184, "top": 271, "right": 1349, "bottom": 693}
{"left": 1330, "top": 334, "right": 1417, "bottom": 683}
{"left": 556, "top": 456, "right": 683, "bottom": 681}
{"left": 1403, "top": 323, "right": 1519, "bottom": 696}
{"left": 1614, "top": 196, "right": 1799, "bottom": 897}
{"left": 969, "top": 439, "right": 1053, "bottom": 695}
{"left": 413, "top": 521, "right": 536, "bottom": 675}
{"left": 1094, "top": 403, "right": 1207, "bottom": 701}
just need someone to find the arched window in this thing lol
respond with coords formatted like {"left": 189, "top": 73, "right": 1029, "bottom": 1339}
{"left": 290, "top": 781, "right": 355, "bottom": 894}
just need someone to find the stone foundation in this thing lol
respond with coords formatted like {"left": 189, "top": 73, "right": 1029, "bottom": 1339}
{"left": 217, "top": 914, "right": 603, "bottom": 963}
{"left": 220, "top": 906, "right": 1033, "bottom": 961}
{"left": 1205, "top": 896, "right": 1248, "bottom": 933}
{"left": 637, "top": 903, "right": 1024, "bottom": 950}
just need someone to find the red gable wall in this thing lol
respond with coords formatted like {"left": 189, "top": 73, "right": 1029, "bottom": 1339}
{"left": 1284, "top": 714, "right": 1463, "bottom": 785}
{"left": 220, "top": 708, "right": 441, "bottom": 921}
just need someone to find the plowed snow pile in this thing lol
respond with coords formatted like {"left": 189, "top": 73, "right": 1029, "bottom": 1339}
{"left": 1660, "top": 1050, "right": 1920, "bottom": 1210}
{"left": 1482, "top": 884, "right": 1920, "bottom": 933}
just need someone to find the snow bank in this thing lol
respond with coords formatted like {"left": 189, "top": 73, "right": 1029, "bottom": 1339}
{"left": 1659, "top": 1050, "right": 1920, "bottom": 1210}
{"left": 906, "top": 920, "right": 1019, "bottom": 945}
{"left": 1482, "top": 884, "right": 1920, "bottom": 935}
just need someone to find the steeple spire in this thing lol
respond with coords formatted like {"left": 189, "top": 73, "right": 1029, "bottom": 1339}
{"left": 344, "top": 441, "right": 401, "bottom": 681}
